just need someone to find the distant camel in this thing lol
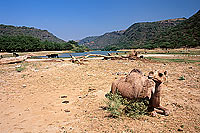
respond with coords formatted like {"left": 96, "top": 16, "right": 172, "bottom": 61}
{"left": 47, "top": 54, "right": 59, "bottom": 58}
{"left": 13, "top": 52, "right": 19, "bottom": 57}
{"left": 111, "top": 69, "right": 169, "bottom": 116}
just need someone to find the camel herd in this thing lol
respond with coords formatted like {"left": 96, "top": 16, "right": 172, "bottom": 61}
{"left": 111, "top": 69, "right": 169, "bottom": 116}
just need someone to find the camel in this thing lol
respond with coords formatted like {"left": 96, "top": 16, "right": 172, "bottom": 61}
{"left": 111, "top": 69, "right": 169, "bottom": 116}
{"left": 46, "top": 54, "right": 59, "bottom": 58}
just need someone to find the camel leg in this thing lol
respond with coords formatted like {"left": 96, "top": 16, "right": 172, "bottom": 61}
{"left": 149, "top": 95, "right": 169, "bottom": 116}
{"left": 156, "top": 105, "right": 170, "bottom": 116}
{"left": 148, "top": 106, "right": 169, "bottom": 116}
{"left": 147, "top": 106, "right": 156, "bottom": 116}
{"left": 111, "top": 77, "right": 125, "bottom": 94}
{"left": 111, "top": 81, "right": 117, "bottom": 94}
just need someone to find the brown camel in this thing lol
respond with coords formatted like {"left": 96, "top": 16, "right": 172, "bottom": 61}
{"left": 111, "top": 69, "right": 169, "bottom": 116}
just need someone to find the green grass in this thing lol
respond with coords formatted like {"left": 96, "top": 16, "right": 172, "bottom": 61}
{"left": 105, "top": 92, "right": 149, "bottom": 118}
{"left": 146, "top": 50, "right": 200, "bottom": 55}
{"left": 147, "top": 52, "right": 190, "bottom": 55}
{"left": 178, "top": 76, "right": 185, "bottom": 80}
{"left": 16, "top": 67, "right": 25, "bottom": 72}
{"left": 15, "top": 62, "right": 28, "bottom": 72}
{"left": 146, "top": 57, "right": 200, "bottom": 63}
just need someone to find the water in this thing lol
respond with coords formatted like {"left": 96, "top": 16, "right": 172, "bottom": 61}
{"left": 39, "top": 51, "right": 122, "bottom": 58}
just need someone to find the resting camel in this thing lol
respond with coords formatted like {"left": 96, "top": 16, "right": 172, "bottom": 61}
{"left": 111, "top": 69, "right": 169, "bottom": 116}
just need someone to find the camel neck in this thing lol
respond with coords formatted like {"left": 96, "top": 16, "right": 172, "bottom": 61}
{"left": 155, "top": 82, "right": 161, "bottom": 88}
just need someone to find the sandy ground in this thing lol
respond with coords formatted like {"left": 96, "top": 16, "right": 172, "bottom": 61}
{"left": 0, "top": 57, "right": 200, "bottom": 132}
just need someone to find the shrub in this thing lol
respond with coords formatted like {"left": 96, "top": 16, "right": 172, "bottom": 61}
{"left": 16, "top": 66, "right": 25, "bottom": 72}
{"left": 15, "top": 63, "right": 28, "bottom": 72}
{"left": 178, "top": 76, "right": 185, "bottom": 80}
{"left": 105, "top": 92, "right": 149, "bottom": 118}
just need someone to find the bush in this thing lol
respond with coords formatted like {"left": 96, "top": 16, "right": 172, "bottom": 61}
{"left": 105, "top": 92, "right": 149, "bottom": 118}
{"left": 15, "top": 63, "right": 28, "bottom": 72}
{"left": 0, "top": 35, "right": 78, "bottom": 52}
{"left": 178, "top": 76, "right": 185, "bottom": 80}
{"left": 15, "top": 65, "right": 25, "bottom": 72}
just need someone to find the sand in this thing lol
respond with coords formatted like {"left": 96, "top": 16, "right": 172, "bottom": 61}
{"left": 0, "top": 58, "right": 200, "bottom": 132}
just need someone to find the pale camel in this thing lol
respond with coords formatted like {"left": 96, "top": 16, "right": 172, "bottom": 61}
{"left": 111, "top": 69, "right": 169, "bottom": 116}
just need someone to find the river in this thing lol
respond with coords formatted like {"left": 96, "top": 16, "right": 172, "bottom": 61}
{"left": 40, "top": 51, "right": 123, "bottom": 58}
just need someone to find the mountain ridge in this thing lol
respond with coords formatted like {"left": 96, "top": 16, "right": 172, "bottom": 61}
{"left": 80, "top": 17, "right": 187, "bottom": 49}
{"left": 0, "top": 24, "right": 65, "bottom": 43}
{"left": 146, "top": 10, "right": 200, "bottom": 48}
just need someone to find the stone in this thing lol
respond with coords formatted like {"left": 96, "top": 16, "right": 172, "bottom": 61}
{"left": 22, "top": 84, "right": 26, "bottom": 88}
{"left": 60, "top": 95, "right": 67, "bottom": 98}
{"left": 64, "top": 109, "right": 70, "bottom": 113}
{"left": 62, "top": 101, "right": 69, "bottom": 104}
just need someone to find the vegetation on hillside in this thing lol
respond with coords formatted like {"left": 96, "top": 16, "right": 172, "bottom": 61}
{"left": 78, "top": 36, "right": 98, "bottom": 45}
{"left": 146, "top": 10, "right": 200, "bottom": 49}
{"left": 0, "top": 24, "right": 65, "bottom": 43}
{"left": 82, "top": 18, "right": 185, "bottom": 50}
{"left": 104, "top": 10, "right": 200, "bottom": 50}
{"left": 81, "top": 30, "right": 125, "bottom": 49}
{"left": 103, "top": 18, "right": 186, "bottom": 50}
{"left": 82, "top": 10, "right": 199, "bottom": 50}
{"left": 0, "top": 35, "right": 89, "bottom": 52}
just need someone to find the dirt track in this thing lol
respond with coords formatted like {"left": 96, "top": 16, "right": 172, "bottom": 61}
{"left": 0, "top": 59, "right": 200, "bottom": 132}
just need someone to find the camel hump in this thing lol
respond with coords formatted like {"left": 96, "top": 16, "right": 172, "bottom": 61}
{"left": 125, "top": 69, "right": 143, "bottom": 82}
{"left": 129, "top": 69, "right": 142, "bottom": 74}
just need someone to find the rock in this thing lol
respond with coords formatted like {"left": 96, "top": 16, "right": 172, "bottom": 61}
{"left": 24, "top": 108, "right": 30, "bottom": 111}
{"left": 178, "top": 128, "right": 183, "bottom": 131}
{"left": 62, "top": 101, "right": 69, "bottom": 104}
{"left": 88, "top": 88, "right": 95, "bottom": 92}
{"left": 60, "top": 95, "right": 67, "bottom": 98}
{"left": 124, "top": 72, "right": 128, "bottom": 75}
{"left": 15, "top": 65, "right": 21, "bottom": 68}
{"left": 115, "top": 72, "right": 128, "bottom": 75}
{"left": 22, "top": 84, "right": 26, "bottom": 88}
{"left": 87, "top": 73, "right": 95, "bottom": 76}
{"left": 32, "top": 69, "right": 39, "bottom": 72}
{"left": 64, "top": 109, "right": 70, "bottom": 113}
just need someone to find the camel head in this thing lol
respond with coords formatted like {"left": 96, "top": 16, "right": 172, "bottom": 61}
{"left": 148, "top": 70, "right": 167, "bottom": 84}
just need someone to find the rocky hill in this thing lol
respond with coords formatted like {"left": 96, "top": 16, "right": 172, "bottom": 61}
{"left": 148, "top": 10, "right": 200, "bottom": 48}
{"left": 0, "top": 24, "right": 65, "bottom": 43}
{"left": 81, "top": 17, "right": 186, "bottom": 49}
{"left": 122, "top": 18, "right": 186, "bottom": 45}
{"left": 78, "top": 36, "right": 98, "bottom": 45}
{"left": 80, "top": 30, "right": 125, "bottom": 49}
{"left": 102, "top": 10, "right": 200, "bottom": 50}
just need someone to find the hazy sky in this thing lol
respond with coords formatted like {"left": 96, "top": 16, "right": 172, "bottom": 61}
{"left": 0, "top": 0, "right": 199, "bottom": 41}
